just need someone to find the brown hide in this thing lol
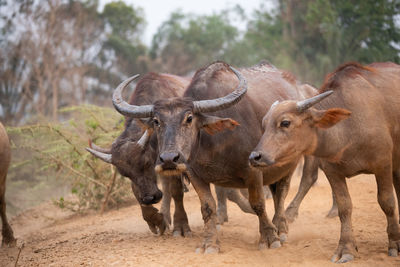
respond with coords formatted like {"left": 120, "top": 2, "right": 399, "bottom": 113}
{"left": 88, "top": 72, "right": 192, "bottom": 236}
{"left": 0, "top": 122, "right": 10, "bottom": 206}
{"left": 255, "top": 62, "right": 400, "bottom": 262}
{"left": 98, "top": 71, "right": 254, "bottom": 237}
{"left": 315, "top": 62, "right": 400, "bottom": 172}
{"left": 111, "top": 72, "right": 189, "bottom": 205}
{"left": 154, "top": 61, "right": 307, "bottom": 181}
{"left": 0, "top": 121, "right": 15, "bottom": 246}
{"left": 150, "top": 61, "right": 315, "bottom": 252}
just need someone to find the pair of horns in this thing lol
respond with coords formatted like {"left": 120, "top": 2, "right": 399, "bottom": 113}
{"left": 86, "top": 129, "right": 152, "bottom": 164}
{"left": 112, "top": 66, "right": 247, "bottom": 118}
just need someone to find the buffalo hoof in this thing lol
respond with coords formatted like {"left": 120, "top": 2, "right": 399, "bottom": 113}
{"left": 143, "top": 206, "right": 169, "bottom": 235}
{"left": 1, "top": 238, "right": 17, "bottom": 248}
{"left": 258, "top": 242, "right": 267, "bottom": 250}
{"left": 270, "top": 240, "right": 281, "bottom": 249}
{"left": 157, "top": 217, "right": 170, "bottom": 235}
{"left": 388, "top": 239, "right": 400, "bottom": 257}
{"left": 147, "top": 216, "right": 168, "bottom": 235}
{"left": 388, "top": 248, "right": 398, "bottom": 257}
{"left": 172, "top": 230, "right": 181, "bottom": 237}
{"left": 280, "top": 233, "right": 287, "bottom": 243}
{"left": 331, "top": 241, "right": 358, "bottom": 263}
{"left": 258, "top": 240, "right": 281, "bottom": 250}
{"left": 172, "top": 227, "right": 192, "bottom": 238}
{"left": 331, "top": 253, "right": 354, "bottom": 263}
{"left": 195, "top": 245, "right": 219, "bottom": 254}
{"left": 205, "top": 246, "right": 219, "bottom": 254}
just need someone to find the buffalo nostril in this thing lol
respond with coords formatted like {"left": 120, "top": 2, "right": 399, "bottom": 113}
{"left": 160, "top": 152, "right": 179, "bottom": 164}
{"left": 249, "top": 151, "right": 262, "bottom": 161}
{"left": 142, "top": 195, "right": 155, "bottom": 204}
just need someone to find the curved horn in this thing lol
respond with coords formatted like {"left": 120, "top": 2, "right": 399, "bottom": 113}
{"left": 86, "top": 147, "right": 112, "bottom": 163}
{"left": 193, "top": 66, "right": 247, "bottom": 113}
{"left": 112, "top": 74, "right": 154, "bottom": 118}
{"left": 296, "top": 90, "right": 334, "bottom": 112}
{"left": 88, "top": 140, "right": 111, "bottom": 154}
{"left": 137, "top": 129, "right": 152, "bottom": 148}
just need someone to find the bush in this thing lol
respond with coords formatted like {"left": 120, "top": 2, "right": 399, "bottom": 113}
{"left": 7, "top": 105, "right": 133, "bottom": 213}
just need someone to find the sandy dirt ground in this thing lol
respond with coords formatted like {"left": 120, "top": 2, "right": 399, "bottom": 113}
{"left": 1, "top": 172, "right": 400, "bottom": 267}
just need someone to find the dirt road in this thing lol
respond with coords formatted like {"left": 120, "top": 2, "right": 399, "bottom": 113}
{"left": 1, "top": 172, "right": 400, "bottom": 266}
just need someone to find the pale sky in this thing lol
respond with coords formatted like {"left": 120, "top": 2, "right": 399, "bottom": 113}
{"left": 98, "top": 0, "right": 269, "bottom": 45}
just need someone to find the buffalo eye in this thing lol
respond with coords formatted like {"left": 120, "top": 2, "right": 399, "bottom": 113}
{"left": 186, "top": 115, "right": 193, "bottom": 124}
{"left": 153, "top": 118, "right": 160, "bottom": 127}
{"left": 280, "top": 120, "right": 291, "bottom": 128}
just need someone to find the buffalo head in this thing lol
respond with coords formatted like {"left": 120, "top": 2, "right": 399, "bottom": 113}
{"left": 249, "top": 90, "right": 351, "bottom": 168}
{"left": 86, "top": 128, "right": 163, "bottom": 205}
{"left": 111, "top": 64, "right": 247, "bottom": 176}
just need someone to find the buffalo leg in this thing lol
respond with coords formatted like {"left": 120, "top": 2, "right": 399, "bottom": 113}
{"left": 270, "top": 174, "right": 291, "bottom": 243}
{"left": 393, "top": 169, "right": 400, "bottom": 224}
{"left": 226, "top": 188, "right": 255, "bottom": 215}
{"left": 160, "top": 176, "right": 172, "bottom": 226}
{"left": 189, "top": 174, "right": 219, "bottom": 254}
{"left": 325, "top": 169, "right": 357, "bottom": 263}
{"left": 170, "top": 176, "right": 192, "bottom": 237}
{"left": 375, "top": 166, "right": 400, "bottom": 257}
{"left": 285, "top": 156, "right": 319, "bottom": 222}
{"left": 240, "top": 186, "right": 271, "bottom": 199}
{"left": 216, "top": 186, "right": 255, "bottom": 226}
{"left": 1, "top": 175, "right": 15, "bottom": 247}
{"left": 326, "top": 192, "right": 338, "bottom": 218}
{"left": 131, "top": 183, "right": 167, "bottom": 235}
{"left": 247, "top": 171, "right": 280, "bottom": 250}
{"left": 215, "top": 186, "right": 229, "bottom": 224}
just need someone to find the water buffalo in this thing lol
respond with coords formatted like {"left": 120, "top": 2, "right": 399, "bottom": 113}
{"left": 111, "top": 61, "right": 318, "bottom": 253}
{"left": 87, "top": 72, "right": 254, "bottom": 235}
{"left": 250, "top": 62, "right": 400, "bottom": 262}
{"left": 0, "top": 121, "right": 16, "bottom": 247}
{"left": 88, "top": 72, "right": 189, "bottom": 235}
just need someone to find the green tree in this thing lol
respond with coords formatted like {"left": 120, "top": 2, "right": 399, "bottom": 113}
{"left": 98, "top": 1, "right": 148, "bottom": 81}
{"left": 245, "top": 0, "right": 400, "bottom": 84}
{"left": 150, "top": 9, "right": 243, "bottom": 74}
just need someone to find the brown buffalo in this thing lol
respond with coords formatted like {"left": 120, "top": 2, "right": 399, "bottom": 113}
{"left": 0, "top": 121, "right": 16, "bottom": 247}
{"left": 111, "top": 61, "right": 319, "bottom": 253}
{"left": 250, "top": 62, "right": 400, "bottom": 263}
{"left": 88, "top": 72, "right": 189, "bottom": 235}
{"left": 87, "top": 72, "right": 255, "bottom": 236}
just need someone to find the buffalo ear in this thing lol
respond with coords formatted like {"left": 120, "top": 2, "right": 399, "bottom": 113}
{"left": 135, "top": 118, "right": 153, "bottom": 130}
{"left": 200, "top": 115, "right": 240, "bottom": 135}
{"left": 310, "top": 108, "right": 351, "bottom": 129}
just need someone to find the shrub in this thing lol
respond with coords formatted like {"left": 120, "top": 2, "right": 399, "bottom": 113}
{"left": 7, "top": 105, "right": 133, "bottom": 213}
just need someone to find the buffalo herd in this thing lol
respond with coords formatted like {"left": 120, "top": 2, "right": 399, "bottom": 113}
{"left": 2, "top": 61, "right": 400, "bottom": 263}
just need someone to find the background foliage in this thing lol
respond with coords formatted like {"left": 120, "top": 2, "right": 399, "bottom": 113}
{"left": 1, "top": 0, "right": 399, "bottom": 125}
{"left": 7, "top": 105, "right": 133, "bottom": 214}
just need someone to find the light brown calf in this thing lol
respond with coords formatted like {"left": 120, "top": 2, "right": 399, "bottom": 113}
{"left": 250, "top": 62, "right": 400, "bottom": 263}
